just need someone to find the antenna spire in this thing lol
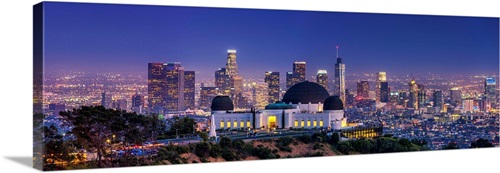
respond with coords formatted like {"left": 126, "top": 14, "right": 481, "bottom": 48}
{"left": 336, "top": 45, "right": 339, "bottom": 58}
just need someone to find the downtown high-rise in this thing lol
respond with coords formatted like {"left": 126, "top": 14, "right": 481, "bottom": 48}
{"left": 375, "top": 72, "right": 387, "bottom": 103}
{"left": 265, "top": 71, "right": 280, "bottom": 104}
{"left": 184, "top": 71, "right": 196, "bottom": 110}
{"left": 357, "top": 81, "right": 370, "bottom": 99}
{"left": 286, "top": 62, "right": 306, "bottom": 89}
{"left": 147, "top": 63, "right": 166, "bottom": 111}
{"left": 317, "top": 70, "right": 328, "bottom": 91}
{"left": 165, "top": 62, "right": 185, "bottom": 112}
{"left": 408, "top": 78, "right": 419, "bottom": 109}
{"left": 334, "top": 46, "right": 346, "bottom": 107}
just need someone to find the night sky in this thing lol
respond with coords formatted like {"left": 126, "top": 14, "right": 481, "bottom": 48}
{"left": 44, "top": 2, "right": 499, "bottom": 80}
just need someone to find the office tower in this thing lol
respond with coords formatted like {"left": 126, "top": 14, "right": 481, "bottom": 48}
{"left": 101, "top": 92, "right": 112, "bottom": 109}
{"left": 485, "top": 77, "right": 496, "bottom": 102}
{"left": 184, "top": 71, "right": 196, "bottom": 110}
{"left": 286, "top": 71, "right": 294, "bottom": 89}
{"left": 252, "top": 82, "right": 269, "bottom": 110}
{"left": 334, "top": 46, "right": 346, "bottom": 107}
{"left": 131, "top": 93, "right": 145, "bottom": 114}
{"left": 200, "top": 87, "right": 220, "bottom": 110}
{"left": 375, "top": 72, "right": 387, "bottom": 103}
{"left": 165, "top": 62, "right": 184, "bottom": 111}
{"left": 346, "top": 89, "right": 355, "bottom": 107}
{"left": 357, "top": 81, "right": 370, "bottom": 99}
{"left": 418, "top": 84, "right": 426, "bottom": 108}
{"left": 398, "top": 92, "right": 408, "bottom": 107}
{"left": 215, "top": 68, "right": 231, "bottom": 95}
{"left": 408, "top": 78, "right": 419, "bottom": 109}
{"left": 432, "top": 90, "right": 443, "bottom": 109}
{"left": 131, "top": 93, "right": 144, "bottom": 108}
{"left": 389, "top": 92, "right": 399, "bottom": 104}
{"left": 380, "top": 81, "right": 390, "bottom": 103}
{"left": 463, "top": 98, "right": 474, "bottom": 113}
{"left": 233, "top": 75, "right": 243, "bottom": 94}
{"left": 450, "top": 87, "right": 462, "bottom": 107}
{"left": 148, "top": 63, "right": 167, "bottom": 110}
{"left": 265, "top": 71, "right": 280, "bottom": 103}
{"left": 293, "top": 61, "right": 306, "bottom": 83}
{"left": 226, "top": 49, "right": 238, "bottom": 77}
{"left": 317, "top": 70, "right": 328, "bottom": 91}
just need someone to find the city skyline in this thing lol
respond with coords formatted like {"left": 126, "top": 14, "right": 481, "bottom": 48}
{"left": 44, "top": 2, "right": 499, "bottom": 81}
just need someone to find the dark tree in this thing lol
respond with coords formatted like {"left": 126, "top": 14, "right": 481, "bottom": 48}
{"left": 470, "top": 138, "right": 493, "bottom": 148}
{"left": 443, "top": 142, "right": 459, "bottom": 150}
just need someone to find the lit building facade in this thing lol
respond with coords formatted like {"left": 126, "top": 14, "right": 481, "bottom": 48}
{"left": 131, "top": 93, "right": 145, "bottom": 114}
{"left": 485, "top": 77, "right": 497, "bottom": 103}
{"left": 380, "top": 81, "right": 390, "bottom": 103}
{"left": 165, "top": 62, "right": 185, "bottom": 112}
{"left": 408, "top": 78, "right": 419, "bottom": 109}
{"left": 265, "top": 71, "right": 280, "bottom": 104}
{"left": 432, "top": 89, "right": 443, "bottom": 111}
{"left": 211, "top": 82, "right": 346, "bottom": 130}
{"left": 225, "top": 49, "right": 238, "bottom": 77}
{"left": 184, "top": 71, "right": 196, "bottom": 110}
{"left": 375, "top": 72, "right": 387, "bottom": 103}
{"left": 215, "top": 68, "right": 231, "bottom": 95}
{"left": 200, "top": 87, "right": 220, "bottom": 111}
{"left": 418, "top": 84, "right": 426, "bottom": 109}
{"left": 316, "top": 70, "right": 328, "bottom": 91}
{"left": 334, "top": 48, "right": 346, "bottom": 107}
{"left": 147, "top": 63, "right": 166, "bottom": 110}
{"left": 293, "top": 61, "right": 306, "bottom": 83}
{"left": 357, "top": 81, "right": 370, "bottom": 99}
{"left": 252, "top": 82, "right": 269, "bottom": 110}
{"left": 450, "top": 87, "right": 462, "bottom": 107}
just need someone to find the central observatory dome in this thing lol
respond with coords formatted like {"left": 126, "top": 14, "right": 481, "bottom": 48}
{"left": 282, "top": 81, "right": 330, "bottom": 104}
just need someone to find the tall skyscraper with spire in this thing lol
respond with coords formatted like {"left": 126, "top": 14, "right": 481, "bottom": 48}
{"left": 334, "top": 45, "right": 346, "bottom": 108}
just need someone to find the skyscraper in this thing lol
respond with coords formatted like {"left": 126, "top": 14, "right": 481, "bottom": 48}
{"left": 225, "top": 49, "right": 238, "bottom": 77}
{"left": 148, "top": 63, "right": 166, "bottom": 110}
{"left": 334, "top": 46, "right": 346, "bottom": 107}
{"left": 184, "top": 71, "right": 196, "bottom": 110}
{"left": 316, "top": 70, "right": 328, "bottom": 91}
{"left": 165, "top": 62, "right": 184, "bottom": 111}
{"left": 131, "top": 93, "right": 144, "bottom": 108}
{"left": 200, "top": 87, "right": 220, "bottom": 111}
{"left": 131, "top": 93, "right": 145, "bottom": 114}
{"left": 215, "top": 68, "right": 231, "bottom": 95}
{"left": 485, "top": 77, "right": 496, "bottom": 101}
{"left": 380, "top": 81, "right": 390, "bottom": 103}
{"left": 286, "top": 71, "right": 294, "bottom": 89}
{"left": 357, "top": 81, "right": 370, "bottom": 99}
{"left": 101, "top": 92, "right": 112, "bottom": 109}
{"left": 432, "top": 89, "right": 443, "bottom": 110}
{"left": 408, "top": 78, "right": 419, "bottom": 109}
{"left": 450, "top": 87, "right": 462, "bottom": 107}
{"left": 293, "top": 61, "right": 306, "bottom": 83}
{"left": 417, "top": 84, "right": 426, "bottom": 108}
{"left": 375, "top": 72, "right": 387, "bottom": 103}
{"left": 252, "top": 82, "right": 269, "bottom": 110}
{"left": 265, "top": 71, "right": 280, "bottom": 103}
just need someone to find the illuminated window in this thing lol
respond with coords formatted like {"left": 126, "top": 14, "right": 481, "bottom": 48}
{"left": 319, "top": 119, "right": 323, "bottom": 127}
{"left": 220, "top": 120, "right": 224, "bottom": 128}
{"left": 240, "top": 120, "right": 244, "bottom": 128}
{"left": 247, "top": 120, "right": 251, "bottom": 128}
{"left": 227, "top": 119, "right": 231, "bottom": 128}
{"left": 234, "top": 120, "right": 237, "bottom": 128}
{"left": 313, "top": 120, "right": 317, "bottom": 127}
{"left": 307, "top": 119, "right": 311, "bottom": 127}
{"left": 301, "top": 120, "right": 304, "bottom": 127}
{"left": 294, "top": 120, "right": 298, "bottom": 127}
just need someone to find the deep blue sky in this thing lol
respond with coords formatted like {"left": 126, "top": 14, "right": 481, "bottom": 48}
{"left": 44, "top": 2, "right": 499, "bottom": 80}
